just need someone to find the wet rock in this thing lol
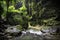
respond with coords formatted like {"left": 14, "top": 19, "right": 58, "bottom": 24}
{"left": 5, "top": 26, "right": 22, "bottom": 37}
{"left": 40, "top": 29, "right": 50, "bottom": 33}
{"left": 8, "top": 29, "right": 60, "bottom": 40}
{"left": 6, "top": 26, "right": 21, "bottom": 33}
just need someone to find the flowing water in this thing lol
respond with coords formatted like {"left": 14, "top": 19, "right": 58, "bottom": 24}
{"left": 6, "top": 27, "right": 60, "bottom": 40}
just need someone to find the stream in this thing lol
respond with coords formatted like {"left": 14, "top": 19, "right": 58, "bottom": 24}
{"left": 5, "top": 26, "right": 60, "bottom": 40}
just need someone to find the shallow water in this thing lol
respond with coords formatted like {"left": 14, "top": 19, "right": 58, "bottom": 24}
{"left": 8, "top": 28, "right": 60, "bottom": 40}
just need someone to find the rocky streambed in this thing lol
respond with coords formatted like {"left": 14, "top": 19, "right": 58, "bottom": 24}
{"left": 5, "top": 26, "right": 60, "bottom": 40}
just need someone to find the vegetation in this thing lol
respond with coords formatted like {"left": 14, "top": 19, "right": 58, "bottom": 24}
{"left": 0, "top": 0, "right": 60, "bottom": 40}
{"left": 0, "top": 0, "right": 60, "bottom": 33}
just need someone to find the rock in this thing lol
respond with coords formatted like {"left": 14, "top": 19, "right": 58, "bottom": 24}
{"left": 6, "top": 26, "right": 21, "bottom": 33}
{"left": 5, "top": 26, "right": 22, "bottom": 37}
{"left": 40, "top": 29, "right": 50, "bottom": 33}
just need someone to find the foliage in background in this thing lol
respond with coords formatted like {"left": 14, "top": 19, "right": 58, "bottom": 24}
{"left": 28, "top": 0, "right": 59, "bottom": 26}
{"left": 0, "top": 0, "right": 60, "bottom": 30}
